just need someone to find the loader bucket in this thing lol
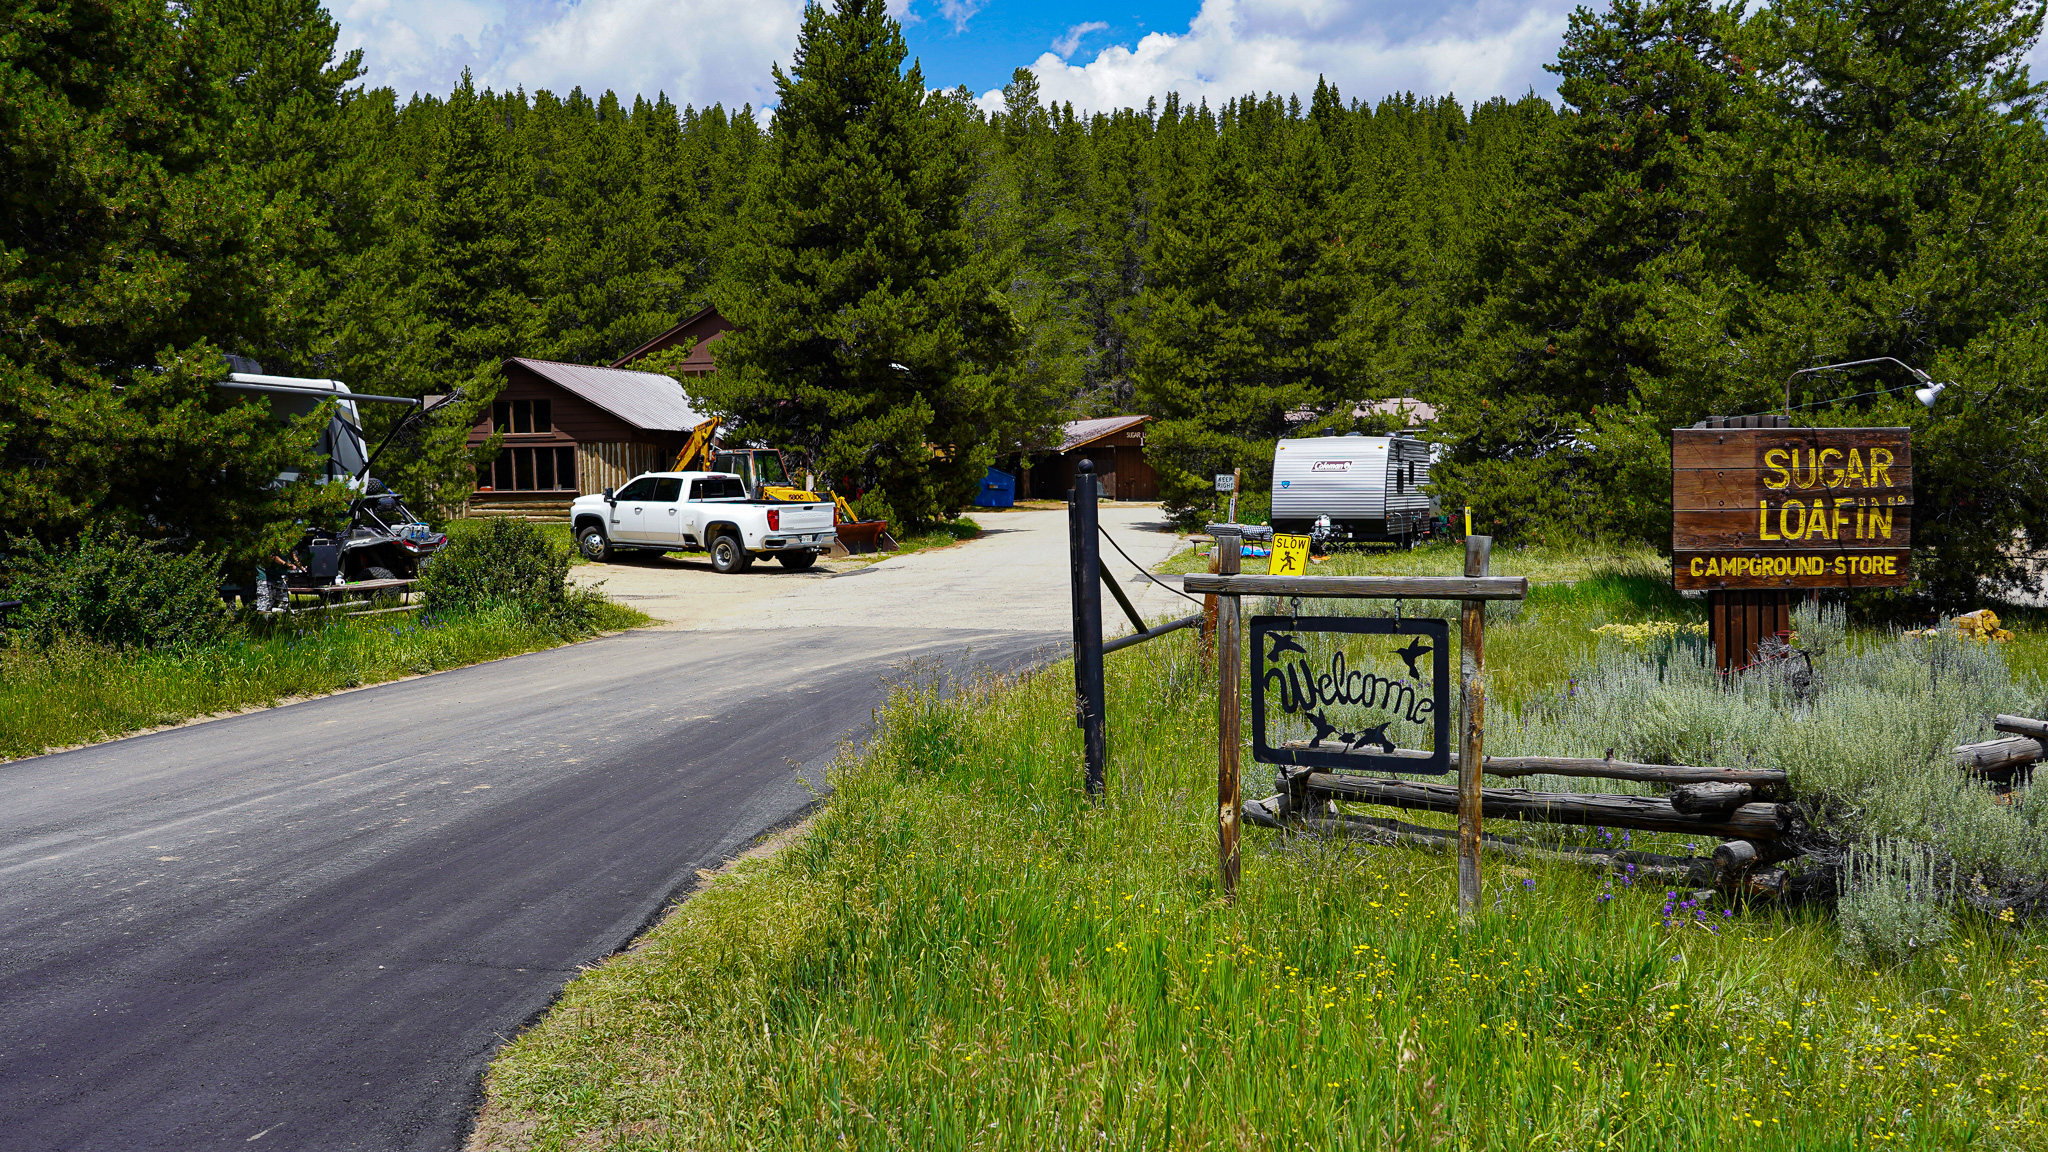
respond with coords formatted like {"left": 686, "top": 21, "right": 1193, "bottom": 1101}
{"left": 829, "top": 520, "right": 896, "bottom": 557}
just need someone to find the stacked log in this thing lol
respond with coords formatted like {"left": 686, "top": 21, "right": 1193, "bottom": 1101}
{"left": 1950, "top": 715, "right": 2048, "bottom": 797}
{"left": 1301, "top": 773, "right": 1792, "bottom": 839}
{"left": 1266, "top": 750, "right": 1810, "bottom": 896}
{"left": 1672, "top": 782, "right": 1756, "bottom": 814}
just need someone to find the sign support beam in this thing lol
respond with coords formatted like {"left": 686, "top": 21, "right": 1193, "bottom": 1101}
{"left": 1458, "top": 536, "right": 1490, "bottom": 926}
{"left": 1215, "top": 527, "right": 1242, "bottom": 902}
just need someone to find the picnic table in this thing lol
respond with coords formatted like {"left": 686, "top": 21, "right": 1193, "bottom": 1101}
{"left": 283, "top": 578, "right": 419, "bottom": 611}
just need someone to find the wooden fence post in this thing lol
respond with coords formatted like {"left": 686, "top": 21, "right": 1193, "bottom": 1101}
{"left": 1199, "top": 546, "right": 1219, "bottom": 674}
{"left": 1458, "top": 535, "right": 1492, "bottom": 925}
{"left": 1073, "top": 462, "right": 1106, "bottom": 796}
{"left": 1214, "top": 528, "right": 1243, "bottom": 901}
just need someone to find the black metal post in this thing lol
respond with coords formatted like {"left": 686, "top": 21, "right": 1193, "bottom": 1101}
{"left": 1072, "top": 461, "right": 1107, "bottom": 795}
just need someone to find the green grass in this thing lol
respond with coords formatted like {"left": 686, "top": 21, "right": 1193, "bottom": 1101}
{"left": 863, "top": 516, "right": 983, "bottom": 559}
{"left": 0, "top": 599, "right": 647, "bottom": 760}
{"left": 478, "top": 592, "right": 2048, "bottom": 1150}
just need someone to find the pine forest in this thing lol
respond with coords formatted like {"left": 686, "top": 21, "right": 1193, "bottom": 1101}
{"left": 6, "top": 0, "right": 2048, "bottom": 605}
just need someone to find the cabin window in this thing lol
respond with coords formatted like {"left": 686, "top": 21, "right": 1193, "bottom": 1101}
{"left": 492, "top": 399, "right": 552, "bottom": 434}
{"left": 650, "top": 477, "right": 683, "bottom": 502}
{"left": 478, "top": 446, "right": 577, "bottom": 492}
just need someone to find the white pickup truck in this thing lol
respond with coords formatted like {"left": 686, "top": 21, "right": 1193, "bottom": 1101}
{"left": 569, "top": 471, "right": 836, "bottom": 572}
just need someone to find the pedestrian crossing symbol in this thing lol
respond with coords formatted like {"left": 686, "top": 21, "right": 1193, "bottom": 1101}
{"left": 1270, "top": 533, "right": 1310, "bottom": 577}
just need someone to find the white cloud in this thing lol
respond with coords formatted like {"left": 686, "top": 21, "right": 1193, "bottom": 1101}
{"left": 1053, "top": 21, "right": 1110, "bottom": 59}
{"left": 999, "top": 0, "right": 1573, "bottom": 114}
{"left": 329, "top": 0, "right": 805, "bottom": 109}
{"left": 935, "top": 0, "right": 984, "bottom": 34}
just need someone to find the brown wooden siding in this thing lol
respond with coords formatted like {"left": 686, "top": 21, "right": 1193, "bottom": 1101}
{"left": 1022, "top": 443, "right": 1159, "bottom": 501}
{"left": 470, "top": 364, "right": 638, "bottom": 445}
{"left": 466, "top": 494, "right": 575, "bottom": 523}
{"left": 469, "top": 363, "right": 691, "bottom": 504}
{"left": 610, "top": 306, "right": 733, "bottom": 371}
{"left": 577, "top": 441, "right": 666, "bottom": 495}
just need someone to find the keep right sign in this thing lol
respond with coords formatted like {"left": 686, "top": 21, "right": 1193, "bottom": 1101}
{"left": 1672, "top": 426, "right": 1912, "bottom": 590}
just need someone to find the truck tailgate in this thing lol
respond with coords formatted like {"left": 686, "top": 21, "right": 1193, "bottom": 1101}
{"left": 776, "top": 504, "right": 834, "bottom": 532}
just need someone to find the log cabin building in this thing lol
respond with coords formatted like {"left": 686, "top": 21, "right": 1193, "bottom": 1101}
{"left": 466, "top": 357, "right": 710, "bottom": 521}
{"left": 1017, "top": 415, "right": 1159, "bottom": 502}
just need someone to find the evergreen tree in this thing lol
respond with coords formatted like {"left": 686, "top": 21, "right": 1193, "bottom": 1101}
{"left": 704, "top": 0, "right": 1022, "bottom": 524}
{"left": 1136, "top": 95, "right": 1366, "bottom": 524}
{"left": 411, "top": 74, "right": 539, "bottom": 380}
{"left": 0, "top": 0, "right": 338, "bottom": 565}
{"left": 1709, "top": 0, "right": 2048, "bottom": 604}
{"left": 535, "top": 90, "right": 685, "bottom": 364}
{"left": 1432, "top": 0, "right": 1747, "bottom": 542}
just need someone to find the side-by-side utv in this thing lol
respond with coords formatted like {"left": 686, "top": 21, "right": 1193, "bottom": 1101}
{"left": 214, "top": 370, "right": 462, "bottom": 606}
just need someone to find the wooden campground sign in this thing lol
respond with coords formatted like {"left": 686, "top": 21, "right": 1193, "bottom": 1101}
{"left": 1672, "top": 426, "right": 1912, "bottom": 590}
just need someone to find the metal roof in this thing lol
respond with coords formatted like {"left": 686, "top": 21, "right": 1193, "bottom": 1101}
{"left": 1057, "top": 414, "right": 1151, "bottom": 453}
{"left": 506, "top": 358, "right": 707, "bottom": 432}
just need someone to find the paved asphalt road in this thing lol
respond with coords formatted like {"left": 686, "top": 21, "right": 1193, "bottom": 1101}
{"left": 0, "top": 506, "right": 1187, "bottom": 1151}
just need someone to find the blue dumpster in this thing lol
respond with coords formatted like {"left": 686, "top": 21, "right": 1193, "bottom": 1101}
{"left": 974, "top": 467, "right": 1017, "bottom": 509}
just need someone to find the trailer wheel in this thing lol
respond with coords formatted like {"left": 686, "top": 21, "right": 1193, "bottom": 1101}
{"left": 710, "top": 533, "right": 752, "bottom": 574}
{"left": 577, "top": 524, "right": 612, "bottom": 562}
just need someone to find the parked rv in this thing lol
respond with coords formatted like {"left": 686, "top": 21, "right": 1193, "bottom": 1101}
{"left": 1269, "top": 434, "right": 1438, "bottom": 548}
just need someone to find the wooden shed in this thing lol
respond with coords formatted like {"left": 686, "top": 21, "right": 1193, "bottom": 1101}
{"left": 1020, "top": 415, "right": 1158, "bottom": 502}
{"left": 467, "top": 358, "right": 708, "bottom": 521}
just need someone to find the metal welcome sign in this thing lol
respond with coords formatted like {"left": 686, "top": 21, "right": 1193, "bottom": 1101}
{"left": 1251, "top": 616, "right": 1451, "bottom": 775}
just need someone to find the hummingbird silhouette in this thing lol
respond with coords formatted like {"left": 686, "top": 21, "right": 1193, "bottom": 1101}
{"left": 1349, "top": 722, "right": 1396, "bottom": 755}
{"left": 1394, "top": 637, "right": 1433, "bottom": 681}
{"left": 1305, "top": 709, "right": 1341, "bottom": 747}
{"left": 1267, "top": 633, "right": 1308, "bottom": 662}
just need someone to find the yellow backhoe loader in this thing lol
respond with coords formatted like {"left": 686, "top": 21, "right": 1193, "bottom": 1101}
{"left": 671, "top": 417, "right": 894, "bottom": 553}
{"left": 672, "top": 417, "right": 818, "bottom": 501}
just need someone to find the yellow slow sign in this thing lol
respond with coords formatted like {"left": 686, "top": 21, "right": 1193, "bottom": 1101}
{"left": 1271, "top": 533, "right": 1311, "bottom": 577}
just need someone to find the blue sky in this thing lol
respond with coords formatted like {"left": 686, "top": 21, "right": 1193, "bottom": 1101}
{"left": 328, "top": 0, "right": 1582, "bottom": 114}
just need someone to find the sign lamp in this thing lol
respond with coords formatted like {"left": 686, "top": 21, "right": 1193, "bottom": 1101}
{"left": 1784, "top": 357, "right": 1948, "bottom": 420}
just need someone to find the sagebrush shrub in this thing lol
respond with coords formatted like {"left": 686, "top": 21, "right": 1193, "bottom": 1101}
{"left": 1489, "top": 612, "right": 2048, "bottom": 911}
{"left": 1838, "top": 839, "right": 1956, "bottom": 966}
{"left": 2, "top": 525, "right": 227, "bottom": 650}
{"left": 418, "top": 519, "right": 602, "bottom": 633}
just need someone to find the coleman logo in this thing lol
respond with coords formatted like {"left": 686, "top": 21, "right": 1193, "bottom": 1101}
{"left": 1311, "top": 460, "right": 1351, "bottom": 472}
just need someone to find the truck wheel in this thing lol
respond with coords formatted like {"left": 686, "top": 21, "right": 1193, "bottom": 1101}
{"left": 577, "top": 524, "right": 612, "bottom": 562}
{"left": 710, "top": 533, "right": 752, "bottom": 573}
{"left": 777, "top": 550, "right": 818, "bottom": 571}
